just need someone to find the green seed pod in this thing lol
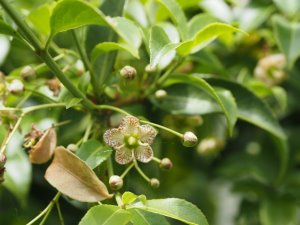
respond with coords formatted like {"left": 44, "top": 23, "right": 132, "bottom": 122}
{"left": 109, "top": 175, "right": 123, "bottom": 190}
{"left": 150, "top": 178, "right": 160, "bottom": 188}
{"left": 182, "top": 131, "right": 198, "bottom": 147}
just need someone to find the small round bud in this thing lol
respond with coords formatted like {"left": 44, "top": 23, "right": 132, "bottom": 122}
{"left": 109, "top": 175, "right": 123, "bottom": 190}
{"left": 182, "top": 131, "right": 198, "bottom": 147}
{"left": 197, "top": 137, "right": 224, "bottom": 156}
{"left": 46, "top": 78, "right": 61, "bottom": 97}
{"left": 67, "top": 144, "right": 78, "bottom": 153}
{"left": 8, "top": 79, "right": 24, "bottom": 95}
{"left": 0, "top": 153, "right": 6, "bottom": 168}
{"left": 155, "top": 89, "right": 167, "bottom": 99}
{"left": 160, "top": 158, "right": 173, "bottom": 170}
{"left": 20, "top": 65, "right": 36, "bottom": 81}
{"left": 150, "top": 178, "right": 160, "bottom": 188}
{"left": 120, "top": 65, "right": 136, "bottom": 79}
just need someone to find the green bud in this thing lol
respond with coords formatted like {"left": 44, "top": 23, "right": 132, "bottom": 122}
{"left": 182, "top": 131, "right": 198, "bottom": 147}
{"left": 67, "top": 144, "right": 78, "bottom": 153}
{"left": 8, "top": 79, "right": 24, "bottom": 95}
{"left": 155, "top": 89, "right": 167, "bottom": 99}
{"left": 120, "top": 65, "right": 136, "bottom": 79}
{"left": 150, "top": 178, "right": 160, "bottom": 188}
{"left": 109, "top": 175, "right": 123, "bottom": 190}
{"left": 160, "top": 158, "right": 173, "bottom": 170}
{"left": 20, "top": 65, "right": 36, "bottom": 81}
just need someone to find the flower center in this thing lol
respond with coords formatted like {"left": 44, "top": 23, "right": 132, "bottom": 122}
{"left": 124, "top": 135, "right": 139, "bottom": 149}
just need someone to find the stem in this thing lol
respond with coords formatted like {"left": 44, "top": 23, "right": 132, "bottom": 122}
{"left": 96, "top": 105, "right": 131, "bottom": 116}
{"left": 115, "top": 192, "right": 123, "bottom": 207}
{"left": 26, "top": 192, "right": 61, "bottom": 225}
{"left": 140, "top": 120, "right": 183, "bottom": 138}
{"left": 107, "top": 157, "right": 114, "bottom": 177}
{"left": 120, "top": 162, "right": 134, "bottom": 179}
{"left": 56, "top": 202, "right": 65, "bottom": 225}
{"left": 157, "top": 58, "right": 183, "bottom": 85}
{"left": 152, "top": 157, "right": 161, "bottom": 164}
{"left": 0, "top": 113, "right": 24, "bottom": 154}
{"left": 0, "top": 0, "right": 43, "bottom": 51}
{"left": 23, "top": 103, "right": 66, "bottom": 114}
{"left": 82, "top": 122, "right": 92, "bottom": 142}
{"left": 133, "top": 159, "right": 150, "bottom": 182}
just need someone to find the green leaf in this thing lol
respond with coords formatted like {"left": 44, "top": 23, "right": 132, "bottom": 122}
{"left": 149, "top": 25, "right": 175, "bottom": 68}
{"left": 76, "top": 139, "right": 112, "bottom": 169}
{"left": 79, "top": 205, "right": 131, "bottom": 225}
{"left": 50, "top": 0, "right": 107, "bottom": 37}
{"left": 259, "top": 193, "right": 297, "bottom": 225}
{"left": 150, "top": 84, "right": 237, "bottom": 118}
{"left": 272, "top": 15, "right": 300, "bottom": 68}
{"left": 272, "top": 0, "right": 300, "bottom": 17}
{"left": 129, "top": 209, "right": 170, "bottom": 225}
{"left": 188, "top": 14, "right": 219, "bottom": 39}
{"left": 176, "top": 23, "right": 244, "bottom": 56}
{"left": 203, "top": 76, "right": 286, "bottom": 139}
{"left": 64, "top": 97, "right": 82, "bottom": 109}
{"left": 166, "top": 75, "right": 237, "bottom": 136}
{"left": 92, "top": 42, "right": 139, "bottom": 61}
{"left": 131, "top": 198, "right": 208, "bottom": 225}
{"left": 122, "top": 192, "right": 138, "bottom": 205}
{"left": 28, "top": 4, "right": 52, "bottom": 36}
{"left": 155, "top": 0, "right": 188, "bottom": 40}
{"left": 200, "top": 0, "right": 233, "bottom": 24}
{"left": 3, "top": 133, "right": 32, "bottom": 207}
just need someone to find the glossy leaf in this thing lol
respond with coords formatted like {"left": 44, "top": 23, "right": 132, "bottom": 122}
{"left": 167, "top": 75, "right": 237, "bottom": 136}
{"left": 203, "top": 76, "right": 286, "bottom": 139}
{"left": 76, "top": 139, "right": 112, "bottom": 169}
{"left": 92, "top": 42, "right": 139, "bottom": 61}
{"left": 79, "top": 205, "right": 131, "bottom": 225}
{"left": 122, "top": 191, "right": 138, "bottom": 205}
{"left": 272, "top": 15, "right": 300, "bottom": 68}
{"left": 156, "top": 0, "right": 188, "bottom": 40}
{"left": 131, "top": 198, "right": 208, "bottom": 225}
{"left": 260, "top": 194, "right": 297, "bottom": 225}
{"left": 28, "top": 4, "right": 52, "bottom": 36}
{"left": 45, "top": 146, "right": 112, "bottom": 202}
{"left": 176, "top": 23, "right": 243, "bottom": 56}
{"left": 129, "top": 209, "right": 170, "bottom": 225}
{"left": 188, "top": 14, "right": 219, "bottom": 38}
{"left": 50, "top": 0, "right": 107, "bottom": 37}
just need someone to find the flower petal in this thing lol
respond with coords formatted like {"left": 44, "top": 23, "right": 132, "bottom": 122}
{"left": 134, "top": 143, "right": 153, "bottom": 163}
{"left": 103, "top": 128, "right": 124, "bottom": 148}
{"left": 115, "top": 145, "right": 134, "bottom": 165}
{"left": 119, "top": 116, "right": 139, "bottom": 135}
{"left": 138, "top": 124, "right": 157, "bottom": 144}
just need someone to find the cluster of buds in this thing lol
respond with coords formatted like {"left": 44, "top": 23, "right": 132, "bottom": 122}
{"left": 254, "top": 54, "right": 287, "bottom": 86}
{"left": 0, "top": 153, "right": 6, "bottom": 184}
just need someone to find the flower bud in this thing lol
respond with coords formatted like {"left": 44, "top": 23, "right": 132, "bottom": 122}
{"left": 20, "top": 65, "right": 36, "bottom": 81}
{"left": 160, "top": 158, "right": 173, "bottom": 170}
{"left": 8, "top": 79, "right": 24, "bottom": 95}
{"left": 0, "top": 153, "right": 6, "bottom": 168}
{"left": 46, "top": 78, "right": 61, "bottom": 97}
{"left": 182, "top": 131, "right": 198, "bottom": 147}
{"left": 67, "top": 144, "right": 78, "bottom": 153}
{"left": 109, "top": 175, "right": 123, "bottom": 190}
{"left": 120, "top": 65, "right": 136, "bottom": 79}
{"left": 150, "top": 178, "right": 160, "bottom": 188}
{"left": 155, "top": 89, "right": 167, "bottom": 99}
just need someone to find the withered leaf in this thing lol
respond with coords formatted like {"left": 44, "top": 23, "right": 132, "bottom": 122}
{"left": 45, "top": 146, "right": 113, "bottom": 202}
{"left": 29, "top": 127, "right": 56, "bottom": 164}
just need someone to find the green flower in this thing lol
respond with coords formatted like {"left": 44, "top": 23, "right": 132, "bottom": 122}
{"left": 104, "top": 116, "right": 157, "bottom": 164}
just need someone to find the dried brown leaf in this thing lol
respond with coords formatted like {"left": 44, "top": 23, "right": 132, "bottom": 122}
{"left": 29, "top": 128, "right": 56, "bottom": 164}
{"left": 45, "top": 146, "right": 113, "bottom": 202}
